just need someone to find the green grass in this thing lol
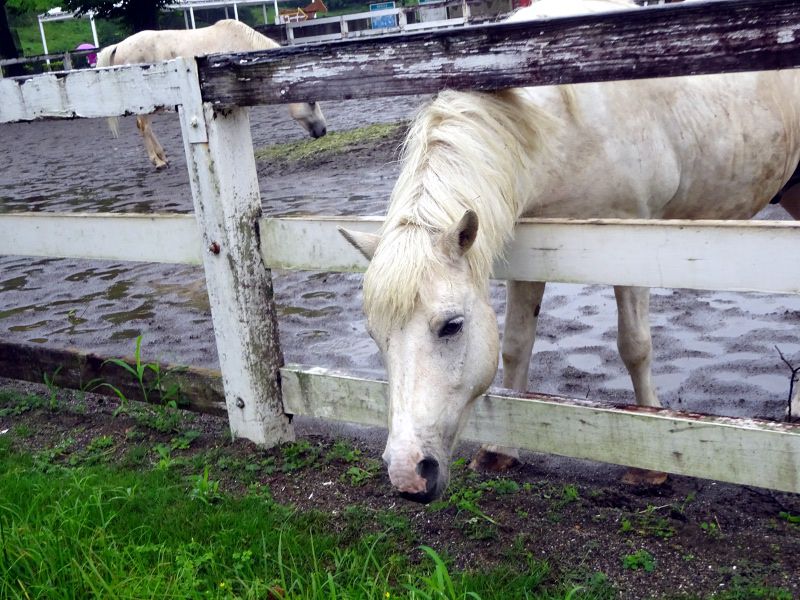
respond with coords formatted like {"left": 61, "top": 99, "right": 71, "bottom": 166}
{"left": 12, "top": 15, "right": 125, "bottom": 56}
{"left": 0, "top": 413, "right": 609, "bottom": 600}
{"left": 255, "top": 122, "right": 404, "bottom": 163}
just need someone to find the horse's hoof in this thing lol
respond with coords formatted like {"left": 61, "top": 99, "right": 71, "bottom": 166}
{"left": 621, "top": 467, "right": 668, "bottom": 487}
{"left": 468, "top": 448, "right": 520, "bottom": 473}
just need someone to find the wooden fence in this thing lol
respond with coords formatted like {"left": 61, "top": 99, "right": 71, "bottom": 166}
{"left": 2, "top": 0, "right": 800, "bottom": 494}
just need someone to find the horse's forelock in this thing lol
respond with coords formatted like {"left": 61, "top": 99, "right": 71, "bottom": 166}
{"left": 366, "top": 89, "right": 559, "bottom": 330}
{"left": 363, "top": 224, "right": 440, "bottom": 332}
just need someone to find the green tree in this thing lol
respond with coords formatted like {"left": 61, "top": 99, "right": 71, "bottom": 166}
{"left": 0, "top": 0, "right": 25, "bottom": 74}
{"left": 60, "top": 0, "right": 168, "bottom": 31}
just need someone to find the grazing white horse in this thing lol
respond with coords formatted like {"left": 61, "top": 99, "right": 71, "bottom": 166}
{"left": 95, "top": 20, "right": 327, "bottom": 169}
{"left": 341, "top": 0, "right": 800, "bottom": 502}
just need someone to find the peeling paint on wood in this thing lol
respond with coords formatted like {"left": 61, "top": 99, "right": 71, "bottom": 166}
{"left": 198, "top": 0, "right": 800, "bottom": 106}
{"left": 181, "top": 104, "right": 294, "bottom": 446}
{"left": 0, "top": 57, "right": 193, "bottom": 123}
{"left": 280, "top": 364, "right": 800, "bottom": 494}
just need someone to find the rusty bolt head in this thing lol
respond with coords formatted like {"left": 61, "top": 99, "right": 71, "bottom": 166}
{"left": 209, "top": 242, "right": 221, "bottom": 254}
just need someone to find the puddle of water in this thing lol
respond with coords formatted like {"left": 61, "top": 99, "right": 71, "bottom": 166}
{"left": 0, "top": 275, "right": 27, "bottom": 292}
{"left": 301, "top": 291, "right": 337, "bottom": 300}
{"left": 278, "top": 305, "right": 340, "bottom": 318}
{"left": 0, "top": 306, "right": 33, "bottom": 320}
{"left": 298, "top": 330, "right": 330, "bottom": 340}
{"left": 10, "top": 320, "right": 49, "bottom": 332}
{"left": 102, "top": 302, "right": 156, "bottom": 325}
{"left": 106, "top": 281, "right": 133, "bottom": 300}
{"left": 110, "top": 328, "right": 144, "bottom": 341}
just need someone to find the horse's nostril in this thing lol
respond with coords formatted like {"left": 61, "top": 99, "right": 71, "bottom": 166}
{"left": 417, "top": 457, "right": 439, "bottom": 485}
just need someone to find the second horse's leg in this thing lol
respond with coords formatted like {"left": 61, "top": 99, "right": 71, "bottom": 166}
{"left": 136, "top": 116, "right": 169, "bottom": 170}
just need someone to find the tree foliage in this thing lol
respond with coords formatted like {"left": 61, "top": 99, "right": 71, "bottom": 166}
{"left": 7, "top": 0, "right": 167, "bottom": 31}
{"left": 61, "top": 0, "right": 169, "bottom": 31}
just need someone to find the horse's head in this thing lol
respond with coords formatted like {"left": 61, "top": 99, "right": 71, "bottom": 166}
{"left": 289, "top": 102, "right": 327, "bottom": 138}
{"left": 341, "top": 210, "right": 499, "bottom": 502}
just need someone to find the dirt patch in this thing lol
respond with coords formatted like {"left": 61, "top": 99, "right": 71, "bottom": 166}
{"left": 2, "top": 378, "right": 799, "bottom": 599}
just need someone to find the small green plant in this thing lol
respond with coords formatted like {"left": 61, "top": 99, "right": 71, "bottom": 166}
{"left": 343, "top": 465, "right": 376, "bottom": 486}
{"left": 620, "top": 505, "right": 676, "bottom": 540}
{"left": 154, "top": 444, "right": 175, "bottom": 471}
{"left": 170, "top": 430, "right": 201, "bottom": 450}
{"left": 32, "top": 436, "right": 75, "bottom": 472}
{"left": 778, "top": 511, "right": 800, "bottom": 525}
{"left": 325, "top": 440, "right": 362, "bottom": 463}
{"left": 189, "top": 466, "right": 221, "bottom": 504}
{"left": 700, "top": 520, "right": 721, "bottom": 538}
{"left": 13, "top": 424, "right": 32, "bottom": 438}
{"left": 622, "top": 549, "right": 656, "bottom": 572}
{"left": 558, "top": 484, "right": 580, "bottom": 506}
{"left": 43, "top": 366, "right": 62, "bottom": 411}
{"left": 280, "top": 440, "right": 320, "bottom": 472}
{"left": 480, "top": 478, "right": 519, "bottom": 495}
{"left": 404, "top": 546, "right": 463, "bottom": 599}
{"left": 69, "top": 434, "right": 116, "bottom": 466}
{"left": 97, "top": 335, "right": 184, "bottom": 416}
{"left": 0, "top": 391, "right": 44, "bottom": 417}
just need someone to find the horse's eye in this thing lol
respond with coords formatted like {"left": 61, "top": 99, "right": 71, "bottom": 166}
{"left": 438, "top": 316, "right": 464, "bottom": 338}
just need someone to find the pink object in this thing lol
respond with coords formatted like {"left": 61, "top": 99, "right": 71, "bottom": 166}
{"left": 76, "top": 43, "right": 97, "bottom": 67}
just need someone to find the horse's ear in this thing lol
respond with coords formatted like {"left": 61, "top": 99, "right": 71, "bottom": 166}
{"left": 442, "top": 210, "right": 479, "bottom": 258}
{"left": 339, "top": 227, "right": 380, "bottom": 261}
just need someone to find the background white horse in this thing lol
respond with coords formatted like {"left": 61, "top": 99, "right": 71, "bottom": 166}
{"left": 341, "top": 0, "right": 800, "bottom": 502}
{"left": 95, "top": 20, "right": 327, "bottom": 169}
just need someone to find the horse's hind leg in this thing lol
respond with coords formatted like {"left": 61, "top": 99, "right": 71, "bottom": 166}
{"left": 470, "top": 280, "right": 546, "bottom": 472}
{"left": 136, "top": 116, "right": 169, "bottom": 170}
{"left": 614, "top": 285, "right": 667, "bottom": 485}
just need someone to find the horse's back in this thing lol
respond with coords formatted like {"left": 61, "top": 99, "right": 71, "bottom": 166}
{"left": 507, "top": 0, "right": 636, "bottom": 21}
{"left": 111, "top": 19, "right": 278, "bottom": 64}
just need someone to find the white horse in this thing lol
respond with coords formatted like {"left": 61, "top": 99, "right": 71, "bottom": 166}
{"left": 95, "top": 19, "right": 327, "bottom": 169}
{"left": 341, "top": 0, "right": 800, "bottom": 502}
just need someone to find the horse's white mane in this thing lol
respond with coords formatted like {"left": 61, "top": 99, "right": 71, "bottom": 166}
{"left": 363, "top": 89, "right": 558, "bottom": 330}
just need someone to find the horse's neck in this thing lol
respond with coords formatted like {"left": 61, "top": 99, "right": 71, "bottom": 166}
{"left": 387, "top": 89, "right": 561, "bottom": 279}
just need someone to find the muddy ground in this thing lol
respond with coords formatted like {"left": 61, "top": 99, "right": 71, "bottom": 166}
{"left": 1, "top": 96, "right": 800, "bottom": 597}
{"left": 2, "top": 378, "right": 799, "bottom": 599}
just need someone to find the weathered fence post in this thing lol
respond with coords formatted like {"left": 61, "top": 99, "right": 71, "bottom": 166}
{"left": 178, "top": 63, "right": 294, "bottom": 446}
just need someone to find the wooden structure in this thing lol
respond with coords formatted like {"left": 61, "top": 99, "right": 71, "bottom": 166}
{"left": 1, "top": 0, "right": 800, "bottom": 493}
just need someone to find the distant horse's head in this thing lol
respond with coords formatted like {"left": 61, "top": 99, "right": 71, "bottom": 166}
{"left": 341, "top": 211, "right": 499, "bottom": 502}
{"left": 289, "top": 102, "right": 327, "bottom": 138}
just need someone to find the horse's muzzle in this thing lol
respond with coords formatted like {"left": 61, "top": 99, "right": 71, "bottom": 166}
{"left": 398, "top": 457, "right": 442, "bottom": 504}
{"left": 310, "top": 124, "right": 327, "bottom": 139}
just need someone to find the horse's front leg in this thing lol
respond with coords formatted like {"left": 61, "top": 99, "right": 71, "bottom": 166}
{"left": 614, "top": 285, "right": 659, "bottom": 408}
{"left": 136, "top": 116, "right": 169, "bottom": 170}
{"left": 470, "top": 280, "right": 546, "bottom": 472}
{"left": 614, "top": 285, "right": 667, "bottom": 485}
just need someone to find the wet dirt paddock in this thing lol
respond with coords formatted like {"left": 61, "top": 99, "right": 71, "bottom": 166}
{"left": 1, "top": 96, "right": 799, "bottom": 421}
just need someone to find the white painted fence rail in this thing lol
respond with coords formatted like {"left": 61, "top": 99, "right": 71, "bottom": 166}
{"left": 5, "top": 213, "right": 800, "bottom": 295}
{"left": 1, "top": 0, "right": 800, "bottom": 493}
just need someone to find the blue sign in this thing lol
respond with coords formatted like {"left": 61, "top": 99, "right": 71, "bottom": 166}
{"left": 370, "top": 1, "right": 397, "bottom": 29}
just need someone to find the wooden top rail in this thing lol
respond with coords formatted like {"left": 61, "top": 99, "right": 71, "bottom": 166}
{"left": 3, "top": 0, "right": 800, "bottom": 123}
{"left": 197, "top": 0, "right": 800, "bottom": 106}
